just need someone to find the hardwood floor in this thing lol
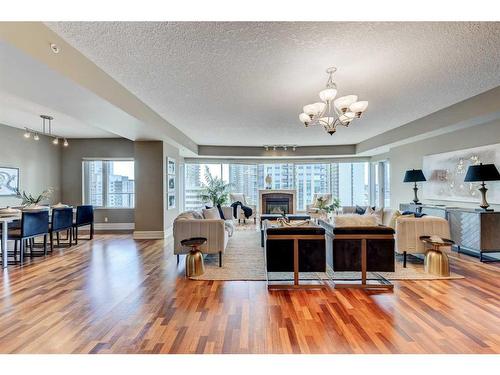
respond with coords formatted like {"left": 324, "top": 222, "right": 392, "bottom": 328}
{"left": 0, "top": 232, "right": 499, "bottom": 354}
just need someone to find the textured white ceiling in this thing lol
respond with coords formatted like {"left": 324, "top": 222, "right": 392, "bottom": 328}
{"left": 0, "top": 41, "right": 116, "bottom": 138}
{"left": 46, "top": 22, "right": 500, "bottom": 146}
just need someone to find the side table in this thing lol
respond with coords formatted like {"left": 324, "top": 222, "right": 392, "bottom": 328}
{"left": 181, "top": 237, "right": 207, "bottom": 277}
{"left": 420, "top": 236, "right": 454, "bottom": 276}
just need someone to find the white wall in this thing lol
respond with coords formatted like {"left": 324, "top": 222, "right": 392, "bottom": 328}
{"left": 386, "top": 119, "right": 500, "bottom": 210}
{"left": 0, "top": 124, "right": 61, "bottom": 207}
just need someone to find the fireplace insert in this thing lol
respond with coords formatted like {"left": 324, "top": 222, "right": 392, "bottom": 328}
{"left": 266, "top": 198, "right": 289, "bottom": 214}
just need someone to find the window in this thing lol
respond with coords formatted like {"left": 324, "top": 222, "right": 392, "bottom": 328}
{"left": 183, "top": 161, "right": 370, "bottom": 211}
{"left": 295, "top": 163, "right": 332, "bottom": 210}
{"left": 83, "top": 160, "right": 135, "bottom": 208}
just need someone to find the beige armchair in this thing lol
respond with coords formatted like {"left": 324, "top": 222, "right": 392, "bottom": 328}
{"left": 173, "top": 210, "right": 233, "bottom": 267}
{"left": 395, "top": 215, "right": 451, "bottom": 267}
{"left": 229, "top": 193, "right": 256, "bottom": 224}
{"left": 306, "top": 193, "right": 332, "bottom": 218}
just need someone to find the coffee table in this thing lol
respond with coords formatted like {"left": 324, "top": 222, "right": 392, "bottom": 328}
{"left": 420, "top": 236, "right": 454, "bottom": 276}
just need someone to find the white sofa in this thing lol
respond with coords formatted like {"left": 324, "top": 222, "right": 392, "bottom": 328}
{"left": 173, "top": 207, "right": 234, "bottom": 267}
{"left": 229, "top": 193, "right": 256, "bottom": 224}
{"left": 341, "top": 206, "right": 396, "bottom": 227}
{"left": 395, "top": 215, "right": 451, "bottom": 267}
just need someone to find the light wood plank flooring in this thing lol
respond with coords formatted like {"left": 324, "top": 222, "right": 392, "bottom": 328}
{"left": 0, "top": 232, "right": 499, "bottom": 354}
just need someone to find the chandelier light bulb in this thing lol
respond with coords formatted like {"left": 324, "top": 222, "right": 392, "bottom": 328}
{"left": 303, "top": 104, "right": 316, "bottom": 117}
{"left": 349, "top": 101, "right": 369, "bottom": 117}
{"left": 319, "top": 88, "right": 337, "bottom": 102}
{"left": 299, "top": 113, "right": 310, "bottom": 124}
{"left": 334, "top": 95, "right": 358, "bottom": 113}
{"left": 63, "top": 138, "right": 69, "bottom": 147}
{"left": 33, "top": 133, "right": 40, "bottom": 141}
{"left": 23, "top": 129, "right": 31, "bottom": 138}
{"left": 292, "top": 146, "right": 296, "bottom": 151}
{"left": 53, "top": 137, "right": 59, "bottom": 145}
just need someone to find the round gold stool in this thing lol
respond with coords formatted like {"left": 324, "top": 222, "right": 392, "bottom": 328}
{"left": 420, "top": 236, "right": 454, "bottom": 277}
{"left": 181, "top": 237, "right": 207, "bottom": 277}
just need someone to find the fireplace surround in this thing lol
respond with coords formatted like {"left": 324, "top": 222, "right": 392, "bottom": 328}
{"left": 259, "top": 189, "right": 296, "bottom": 214}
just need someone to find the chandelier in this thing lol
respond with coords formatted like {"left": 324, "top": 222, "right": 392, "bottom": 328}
{"left": 299, "top": 67, "right": 368, "bottom": 135}
{"left": 23, "top": 115, "right": 69, "bottom": 147}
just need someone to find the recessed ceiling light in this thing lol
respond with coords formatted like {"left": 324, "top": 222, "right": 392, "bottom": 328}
{"left": 50, "top": 43, "right": 60, "bottom": 54}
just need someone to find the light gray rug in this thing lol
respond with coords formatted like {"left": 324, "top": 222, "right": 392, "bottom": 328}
{"left": 190, "top": 227, "right": 464, "bottom": 281}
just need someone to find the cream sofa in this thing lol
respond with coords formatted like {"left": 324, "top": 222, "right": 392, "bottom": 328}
{"left": 229, "top": 193, "right": 256, "bottom": 224}
{"left": 173, "top": 207, "right": 234, "bottom": 267}
{"left": 395, "top": 215, "right": 451, "bottom": 267}
{"left": 341, "top": 206, "right": 396, "bottom": 227}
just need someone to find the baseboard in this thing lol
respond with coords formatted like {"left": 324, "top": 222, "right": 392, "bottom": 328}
{"left": 94, "top": 222, "right": 135, "bottom": 231}
{"left": 133, "top": 230, "right": 165, "bottom": 240}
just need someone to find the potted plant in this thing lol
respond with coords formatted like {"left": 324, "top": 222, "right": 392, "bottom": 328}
{"left": 322, "top": 197, "right": 341, "bottom": 219}
{"left": 198, "top": 167, "right": 232, "bottom": 207}
{"left": 15, "top": 187, "right": 54, "bottom": 209}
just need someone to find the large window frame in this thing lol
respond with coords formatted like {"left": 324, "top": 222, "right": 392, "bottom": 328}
{"left": 183, "top": 160, "right": 375, "bottom": 212}
{"left": 82, "top": 158, "right": 135, "bottom": 209}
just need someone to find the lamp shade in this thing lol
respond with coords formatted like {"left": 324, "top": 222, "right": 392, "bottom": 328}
{"left": 404, "top": 169, "right": 426, "bottom": 182}
{"left": 464, "top": 163, "right": 500, "bottom": 182}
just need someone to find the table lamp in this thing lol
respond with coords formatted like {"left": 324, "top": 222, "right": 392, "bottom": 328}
{"left": 464, "top": 163, "right": 500, "bottom": 211}
{"left": 403, "top": 169, "right": 426, "bottom": 204}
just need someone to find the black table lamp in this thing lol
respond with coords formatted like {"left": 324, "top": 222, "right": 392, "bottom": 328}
{"left": 464, "top": 163, "right": 500, "bottom": 211}
{"left": 404, "top": 169, "right": 426, "bottom": 204}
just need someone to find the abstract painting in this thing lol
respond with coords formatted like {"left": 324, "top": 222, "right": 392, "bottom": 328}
{"left": 0, "top": 167, "right": 19, "bottom": 196}
{"left": 422, "top": 143, "right": 500, "bottom": 204}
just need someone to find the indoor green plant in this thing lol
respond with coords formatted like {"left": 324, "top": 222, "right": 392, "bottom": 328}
{"left": 198, "top": 167, "right": 232, "bottom": 206}
{"left": 15, "top": 187, "right": 53, "bottom": 207}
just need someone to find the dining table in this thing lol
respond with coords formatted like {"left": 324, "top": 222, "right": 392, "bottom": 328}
{"left": 1, "top": 215, "right": 20, "bottom": 269}
{"left": 0, "top": 206, "right": 75, "bottom": 268}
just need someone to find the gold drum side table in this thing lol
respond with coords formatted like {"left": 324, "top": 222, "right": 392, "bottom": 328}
{"left": 181, "top": 237, "right": 207, "bottom": 277}
{"left": 420, "top": 236, "right": 454, "bottom": 277}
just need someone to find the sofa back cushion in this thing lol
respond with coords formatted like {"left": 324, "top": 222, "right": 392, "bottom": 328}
{"left": 175, "top": 210, "right": 204, "bottom": 221}
{"left": 202, "top": 207, "right": 221, "bottom": 220}
{"left": 333, "top": 214, "right": 378, "bottom": 227}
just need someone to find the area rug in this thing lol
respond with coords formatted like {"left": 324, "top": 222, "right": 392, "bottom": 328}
{"left": 189, "top": 228, "right": 464, "bottom": 281}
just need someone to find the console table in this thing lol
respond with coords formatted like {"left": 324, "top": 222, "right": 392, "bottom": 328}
{"left": 400, "top": 203, "right": 500, "bottom": 262}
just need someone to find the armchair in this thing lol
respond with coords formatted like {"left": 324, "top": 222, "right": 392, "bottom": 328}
{"left": 229, "top": 193, "right": 256, "bottom": 224}
{"left": 306, "top": 193, "right": 332, "bottom": 218}
{"left": 395, "top": 215, "right": 451, "bottom": 267}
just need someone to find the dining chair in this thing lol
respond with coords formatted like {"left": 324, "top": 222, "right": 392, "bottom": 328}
{"left": 50, "top": 207, "right": 74, "bottom": 251}
{"left": 73, "top": 205, "right": 94, "bottom": 244}
{"left": 9, "top": 211, "right": 49, "bottom": 265}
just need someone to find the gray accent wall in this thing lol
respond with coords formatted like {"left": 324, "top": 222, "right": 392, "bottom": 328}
{"left": 61, "top": 138, "right": 135, "bottom": 224}
{"left": 0, "top": 124, "right": 61, "bottom": 207}
{"left": 385, "top": 119, "right": 500, "bottom": 210}
{"left": 134, "top": 141, "right": 165, "bottom": 233}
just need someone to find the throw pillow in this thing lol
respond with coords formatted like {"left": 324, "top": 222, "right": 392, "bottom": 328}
{"left": 363, "top": 206, "right": 374, "bottom": 215}
{"left": 388, "top": 210, "right": 402, "bottom": 229}
{"left": 202, "top": 207, "right": 221, "bottom": 220}
{"left": 371, "top": 207, "right": 384, "bottom": 225}
{"left": 355, "top": 205, "right": 366, "bottom": 215}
